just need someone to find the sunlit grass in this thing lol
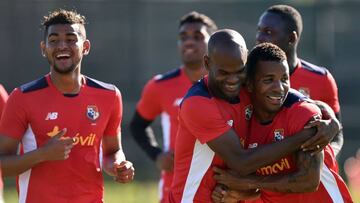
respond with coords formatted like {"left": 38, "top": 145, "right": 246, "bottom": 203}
{"left": 4, "top": 180, "right": 359, "bottom": 203}
{"left": 4, "top": 180, "right": 159, "bottom": 203}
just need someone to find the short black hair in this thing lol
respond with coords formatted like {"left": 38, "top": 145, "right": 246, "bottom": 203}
{"left": 179, "top": 11, "right": 218, "bottom": 34}
{"left": 246, "top": 43, "right": 287, "bottom": 81}
{"left": 267, "top": 5, "right": 303, "bottom": 38}
{"left": 41, "top": 9, "right": 87, "bottom": 39}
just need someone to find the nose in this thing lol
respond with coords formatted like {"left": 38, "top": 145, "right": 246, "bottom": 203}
{"left": 57, "top": 40, "right": 68, "bottom": 49}
{"left": 273, "top": 80, "right": 285, "bottom": 92}
{"left": 227, "top": 74, "right": 240, "bottom": 85}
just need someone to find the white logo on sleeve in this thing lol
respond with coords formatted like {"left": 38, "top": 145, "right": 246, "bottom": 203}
{"left": 45, "top": 112, "right": 58, "bottom": 120}
{"left": 227, "top": 120, "right": 234, "bottom": 127}
{"left": 173, "top": 98, "right": 184, "bottom": 106}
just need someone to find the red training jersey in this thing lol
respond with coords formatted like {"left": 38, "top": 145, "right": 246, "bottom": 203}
{"left": 136, "top": 67, "right": 193, "bottom": 202}
{"left": 0, "top": 74, "right": 122, "bottom": 203}
{"left": 169, "top": 77, "right": 251, "bottom": 203}
{"left": 245, "top": 90, "right": 352, "bottom": 203}
{"left": 291, "top": 59, "right": 340, "bottom": 113}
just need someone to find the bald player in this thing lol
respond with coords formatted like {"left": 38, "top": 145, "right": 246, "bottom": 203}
{"left": 168, "top": 29, "right": 322, "bottom": 203}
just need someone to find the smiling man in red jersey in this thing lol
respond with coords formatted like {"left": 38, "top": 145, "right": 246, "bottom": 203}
{"left": 256, "top": 5, "right": 343, "bottom": 157}
{"left": 130, "top": 11, "right": 217, "bottom": 203}
{"left": 212, "top": 43, "right": 352, "bottom": 203}
{"left": 0, "top": 9, "right": 134, "bottom": 203}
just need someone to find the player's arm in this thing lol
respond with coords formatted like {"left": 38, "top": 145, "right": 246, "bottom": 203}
{"left": 0, "top": 129, "right": 73, "bottom": 177}
{"left": 129, "top": 111, "right": 161, "bottom": 161}
{"left": 331, "top": 111, "right": 343, "bottom": 157}
{"left": 213, "top": 150, "right": 323, "bottom": 193}
{"left": 207, "top": 127, "right": 316, "bottom": 176}
{"left": 302, "top": 100, "right": 343, "bottom": 156}
{"left": 102, "top": 134, "right": 134, "bottom": 183}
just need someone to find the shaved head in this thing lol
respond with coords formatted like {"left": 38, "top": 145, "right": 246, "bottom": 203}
{"left": 208, "top": 29, "right": 247, "bottom": 60}
{"left": 204, "top": 29, "right": 248, "bottom": 103}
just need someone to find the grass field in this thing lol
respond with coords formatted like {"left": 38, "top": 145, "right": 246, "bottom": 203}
{"left": 3, "top": 180, "right": 360, "bottom": 203}
{"left": 4, "top": 180, "right": 159, "bottom": 203}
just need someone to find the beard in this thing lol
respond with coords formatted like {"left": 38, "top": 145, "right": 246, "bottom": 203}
{"left": 47, "top": 57, "right": 77, "bottom": 75}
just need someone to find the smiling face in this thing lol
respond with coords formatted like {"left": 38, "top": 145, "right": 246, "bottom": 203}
{"left": 249, "top": 60, "right": 290, "bottom": 122}
{"left": 41, "top": 23, "right": 90, "bottom": 74}
{"left": 205, "top": 47, "right": 246, "bottom": 102}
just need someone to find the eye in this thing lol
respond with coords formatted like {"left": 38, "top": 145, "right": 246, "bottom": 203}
{"left": 179, "top": 34, "right": 188, "bottom": 42}
{"left": 263, "top": 78, "right": 273, "bottom": 84}
{"left": 281, "top": 76, "right": 289, "bottom": 83}
{"left": 193, "top": 34, "right": 205, "bottom": 41}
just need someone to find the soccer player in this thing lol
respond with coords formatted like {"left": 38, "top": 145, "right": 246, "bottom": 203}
{"left": 168, "top": 29, "right": 338, "bottom": 203}
{"left": 212, "top": 43, "right": 352, "bottom": 203}
{"left": 129, "top": 11, "right": 217, "bottom": 203}
{"left": 0, "top": 84, "right": 8, "bottom": 117}
{"left": 0, "top": 9, "right": 134, "bottom": 203}
{"left": 256, "top": 4, "right": 343, "bottom": 156}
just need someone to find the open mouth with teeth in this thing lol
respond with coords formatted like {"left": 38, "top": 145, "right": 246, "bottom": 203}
{"left": 267, "top": 94, "right": 285, "bottom": 105}
{"left": 55, "top": 53, "right": 71, "bottom": 60}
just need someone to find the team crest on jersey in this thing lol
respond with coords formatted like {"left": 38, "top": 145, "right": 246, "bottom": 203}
{"left": 274, "top": 129, "right": 284, "bottom": 142}
{"left": 245, "top": 105, "right": 253, "bottom": 120}
{"left": 298, "top": 87, "right": 310, "bottom": 98}
{"left": 87, "top": 105, "right": 100, "bottom": 121}
{"left": 227, "top": 119, "right": 234, "bottom": 127}
{"left": 248, "top": 143, "right": 258, "bottom": 149}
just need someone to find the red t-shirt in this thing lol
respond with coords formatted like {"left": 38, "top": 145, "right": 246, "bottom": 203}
{"left": 245, "top": 90, "right": 352, "bottom": 203}
{"left": 0, "top": 74, "right": 122, "bottom": 203}
{"left": 169, "top": 77, "right": 251, "bottom": 203}
{"left": 291, "top": 59, "right": 340, "bottom": 113}
{"left": 136, "top": 67, "right": 193, "bottom": 201}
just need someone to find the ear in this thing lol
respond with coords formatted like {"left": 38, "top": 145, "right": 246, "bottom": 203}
{"left": 203, "top": 55, "right": 211, "bottom": 71}
{"left": 82, "top": 39, "right": 91, "bottom": 56}
{"left": 40, "top": 41, "right": 46, "bottom": 57}
{"left": 288, "top": 31, "right": 298, "bottom": 46}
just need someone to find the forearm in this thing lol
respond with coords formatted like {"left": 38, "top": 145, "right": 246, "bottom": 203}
{"left": 229, "top": 151, "right": 322, "bottom": 193}
{"left": 229, "top": 128, "right": 316, "bottom": 175}
{"left": 331, "top": 130, "right": 343, "bottom": 157}
{"left": 331, "top": 112, "right": 343, "bottom": 157}
{"left": 1, "top": 149, "right": 46, "bottom": 176}
{"left": 130, "top": 112, "right": 162, "bottom": 161}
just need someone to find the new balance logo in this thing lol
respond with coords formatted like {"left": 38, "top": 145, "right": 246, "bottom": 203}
{"left": 173, "top": 98, "right": 183, "bottom": 106}
{"left": 227, "top": 120, "right": 234, "bottom": 127}
{"left": 45, "top": 112, "right": 58, "bottom": 120}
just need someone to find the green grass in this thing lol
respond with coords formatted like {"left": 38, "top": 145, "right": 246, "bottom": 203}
{"left": 3, "top": 181, "right": 360, "bottom": 203}
{"left": 4, "top": 180, "right": 159, "bottom": 203}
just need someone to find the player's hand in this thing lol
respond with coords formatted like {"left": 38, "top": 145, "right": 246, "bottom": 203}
{"left": 155, "top": 151, "right": 174, "bottom": 172}
{"left": 213, "top": 167, "right": 248, "bottom": 191}
{"left": 41, "top": 128, "right": 74, "bottom": 161}
{"left": 113, "top": 160, "right": 135, "bottom": 184}
{"left": 212, "top": 184, "right": 227, "bottom": 203}
{"left": 301, "top": 118, "right": 341, "bottom": 155}
{"left": 212, "top": 184, "right": 260, "bottom": 203}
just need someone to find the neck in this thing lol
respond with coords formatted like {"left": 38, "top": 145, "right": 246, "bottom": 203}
{"left": 183, "top": 64, "right": 207, "bottom": 82}
{"left": 50, "top": 70, "right": 82, "bottom": 94}
{"left": 286, "top": 50, "right": 298, "bottom": 74}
